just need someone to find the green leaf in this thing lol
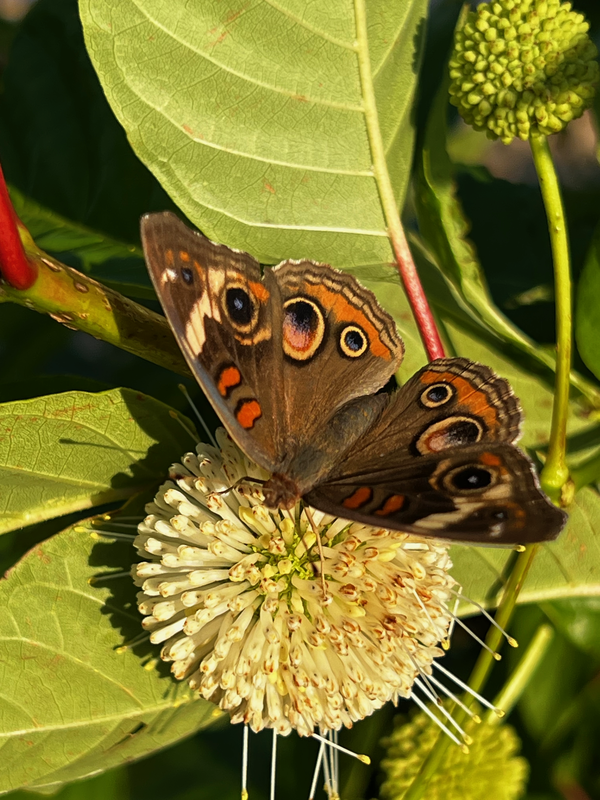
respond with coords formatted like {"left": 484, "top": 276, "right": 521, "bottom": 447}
{"left": 8, "top": 185, "right": 153, "bottom": 300}
{"left": 0, "top": 0, "right": 175, "bottom": 244}
{"left": 0, "top": 517, "right": 216, "bottom": 794}
{"left": 414, "top": 75, "right": 600, "bottom": 404}
{"left": 542, "top": 597, "right": 600, "bottom": 659}
{"left": 451, "top": 487, "right": 600, "bottom": 615}
{"left": 0, "top": 389, "right": 194, "bottom": 535}
{"left": 576, "top": 221, "right": 600, "bottom": 381}
{"left": 79, "top": 0, "right": 426, "bottom": 268}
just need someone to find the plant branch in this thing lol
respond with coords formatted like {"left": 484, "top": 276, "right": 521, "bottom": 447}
{"left": 0, "top": 165, "right": 37, "bottom": 289}
{"left": 402, "top": 545, "right": 538, "bottom": 800}
{"left": 353, "top": 0, "right": 445, "bottom": 362}
{"left": 0, "top": 224, "right": 191, "bottom": 377}
{"left": 530, "top": 136, "right": 572, "bottom": 503}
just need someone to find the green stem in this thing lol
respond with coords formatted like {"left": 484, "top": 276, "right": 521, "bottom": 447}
{"left": 0, "top": 224, "right": 191, "bottom": 377}
{"left": 530, "top": 136, "right": 572, "bottom": 504}
{"left": 402, "top": 545, "right": 538, "bottom": 800}
{"left": 488, "top": 622, "right": 554, "bottom": 722}
{"left": 353, "top": 0, "right": 445, "bottom": 361}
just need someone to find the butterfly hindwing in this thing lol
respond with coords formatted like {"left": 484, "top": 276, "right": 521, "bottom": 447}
{"left": 306, "top": 442, "right": 566, "bottom": 544}
{"left": 304, "top": 358, "right": 566, "bottom": 544}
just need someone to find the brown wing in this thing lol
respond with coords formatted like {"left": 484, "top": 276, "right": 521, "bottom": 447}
{"left": 346, "top": 358, "right": 523, "bottom": 468}
{"left": 306, "top": 442, "right": 566, "bottom": 545}
{"left": 142, "top": 212, "right": 403, "bottom": 474}
{"left": 270, "top": 260, "right": 404, "bottom": 473}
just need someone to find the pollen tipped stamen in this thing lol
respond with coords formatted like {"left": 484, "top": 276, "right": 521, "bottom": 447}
{"left": 448, "top": 612, "right": 502, "bottom": 660}
{"left": 409, "top": 690, "right": 466, "bottom": 749}
{"left": 433, "top": 661, "right": 501, "bottom": 713}
{"left": 311, "top": 732, "right": 370, "bottom": 765}
{"left": 413, "top": 677, "right": 471, "bottom": 743}
{"left": 91, "top": 529, "right": 137, "bottom": 541}
{"left": 425, "top": 672, "right": 482, "bottom": 723}
{"left": 449, "top": 588, "right": 518, "bottom": 647}
{"left": 89, "top": 570, "right": 130, "bottom": 584}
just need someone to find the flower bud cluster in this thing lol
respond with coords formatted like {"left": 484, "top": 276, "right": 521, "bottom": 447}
{"left": 449, "top": 0, "right": 599, "bottom": 143}
{"left": 380, "top": 707, "right": 529, "bottom": 800}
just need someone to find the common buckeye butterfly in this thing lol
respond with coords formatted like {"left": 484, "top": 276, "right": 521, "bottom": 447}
{"left": 142, "top": 212, "right": 566, "bottom": 545}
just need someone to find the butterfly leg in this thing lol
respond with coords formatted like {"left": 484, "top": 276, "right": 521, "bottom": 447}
{"left": 213, "top": 476, "right": 267, "bottom": 496}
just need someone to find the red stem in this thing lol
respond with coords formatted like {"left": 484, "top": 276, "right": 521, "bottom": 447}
{"left": 0, "top": 164, "right": 36, "bottom": 289}
{"left": 390, "top": 223, "right": 446, "bottom": 360}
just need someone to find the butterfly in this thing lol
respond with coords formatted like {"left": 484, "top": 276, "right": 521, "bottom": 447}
{"left": 141, "top": 211, "right": 566, "bottom": 545}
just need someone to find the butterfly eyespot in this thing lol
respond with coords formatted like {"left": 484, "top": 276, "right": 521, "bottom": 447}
{"left": 414, "top": 416, "right": 484, "bottom": 455}
{"left": 339, "top": 325, "right": 368, "bottom": 358}
{"left": 420, "top": 383, "right": 454, "bottom": 408}
{"left": 223, "top": 284, "right": 259, "bottom": 334}
{"left": 181, "top": 267, "right": 194, "bottom": 285}
{"left": 444, "top": 465, "right": 495, "bottom": 493}
{"left": 283, "top": 297, "right": 325, "bottom": 361}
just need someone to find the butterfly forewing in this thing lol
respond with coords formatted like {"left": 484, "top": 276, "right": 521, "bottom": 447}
{"left": 142, "top": 212, "right": 284, "bottom": 469}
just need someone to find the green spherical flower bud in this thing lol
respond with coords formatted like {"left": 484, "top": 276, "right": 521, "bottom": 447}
{"left": 380, "top": 708, "right": 529, "bottom": 800}
{"left": 449, "top": 0, "right": 599, "bottom": 144}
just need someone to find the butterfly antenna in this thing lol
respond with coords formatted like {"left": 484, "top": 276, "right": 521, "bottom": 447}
{"left": 449, "top": 588, "right": 518, "bottom": 648}
{"left": 241, "top": 724, "right": 249, "bottom": 800}
{"left": 303, "top": 506, "right": 327, "bottom": 597}
{"left": 270, "top": 729, "right": 277, "bottom": 800}
{"left": 308, "top": 740, "right": 326, "bottom": 800}
{"left": 178, "top": 383, "right": 218, "bottom": 447}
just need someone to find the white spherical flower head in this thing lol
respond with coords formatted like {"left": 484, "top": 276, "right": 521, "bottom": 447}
{"left": 134, "top": 429, "right": 456, "bottom": 737}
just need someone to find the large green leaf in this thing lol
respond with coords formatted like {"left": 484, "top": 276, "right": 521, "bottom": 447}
{"left": 0, "top": 0, "right": 175, "bottom": 244}
{"left": 0, "top": 389, "right": 193, "bottom": 535}
{"left": 450, "top": 486, "right": 600, "bottom": 615}
{"left": 0, "top": 516, "right": 216, "bottom": 794}
{"left": 79, "top": 0, "right": 426, "bottom": 268}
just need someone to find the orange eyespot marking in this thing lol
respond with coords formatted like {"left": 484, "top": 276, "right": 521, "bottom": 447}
{"left": 308, "top": 285, "right": 391, "bottom": 360}
{"left": 420, "top": 371, "right": 498, "bottom": 430}
{"left": 217, "top": 366, "right": 242, "bottom": 397}
{"left": 179, "top": 250, "right": 191, "bottom": 262}
{"left": 282, "top": 298, "right": 325, "bottom": 361}
{"left": 248, "top": 281, "right": 270, "bottom": 302}
{"left": 343, "top": 487, "right": 373, "bottom": 509}
{"left": 375, "top": 495, "right": 405, "bottom": 516}
{"left": 165, "top": 249, "right": 174, "bottom": 266}
{"left": 236, "top": 399, "right": 262, "bottom": 429}
{"left": 480, "top": 452, "right": 502, "bottom": 467}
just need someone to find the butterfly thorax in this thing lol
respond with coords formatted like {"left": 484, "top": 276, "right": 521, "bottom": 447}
{"left": 263, "top": 473, "right": 301, "bottom": 510}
